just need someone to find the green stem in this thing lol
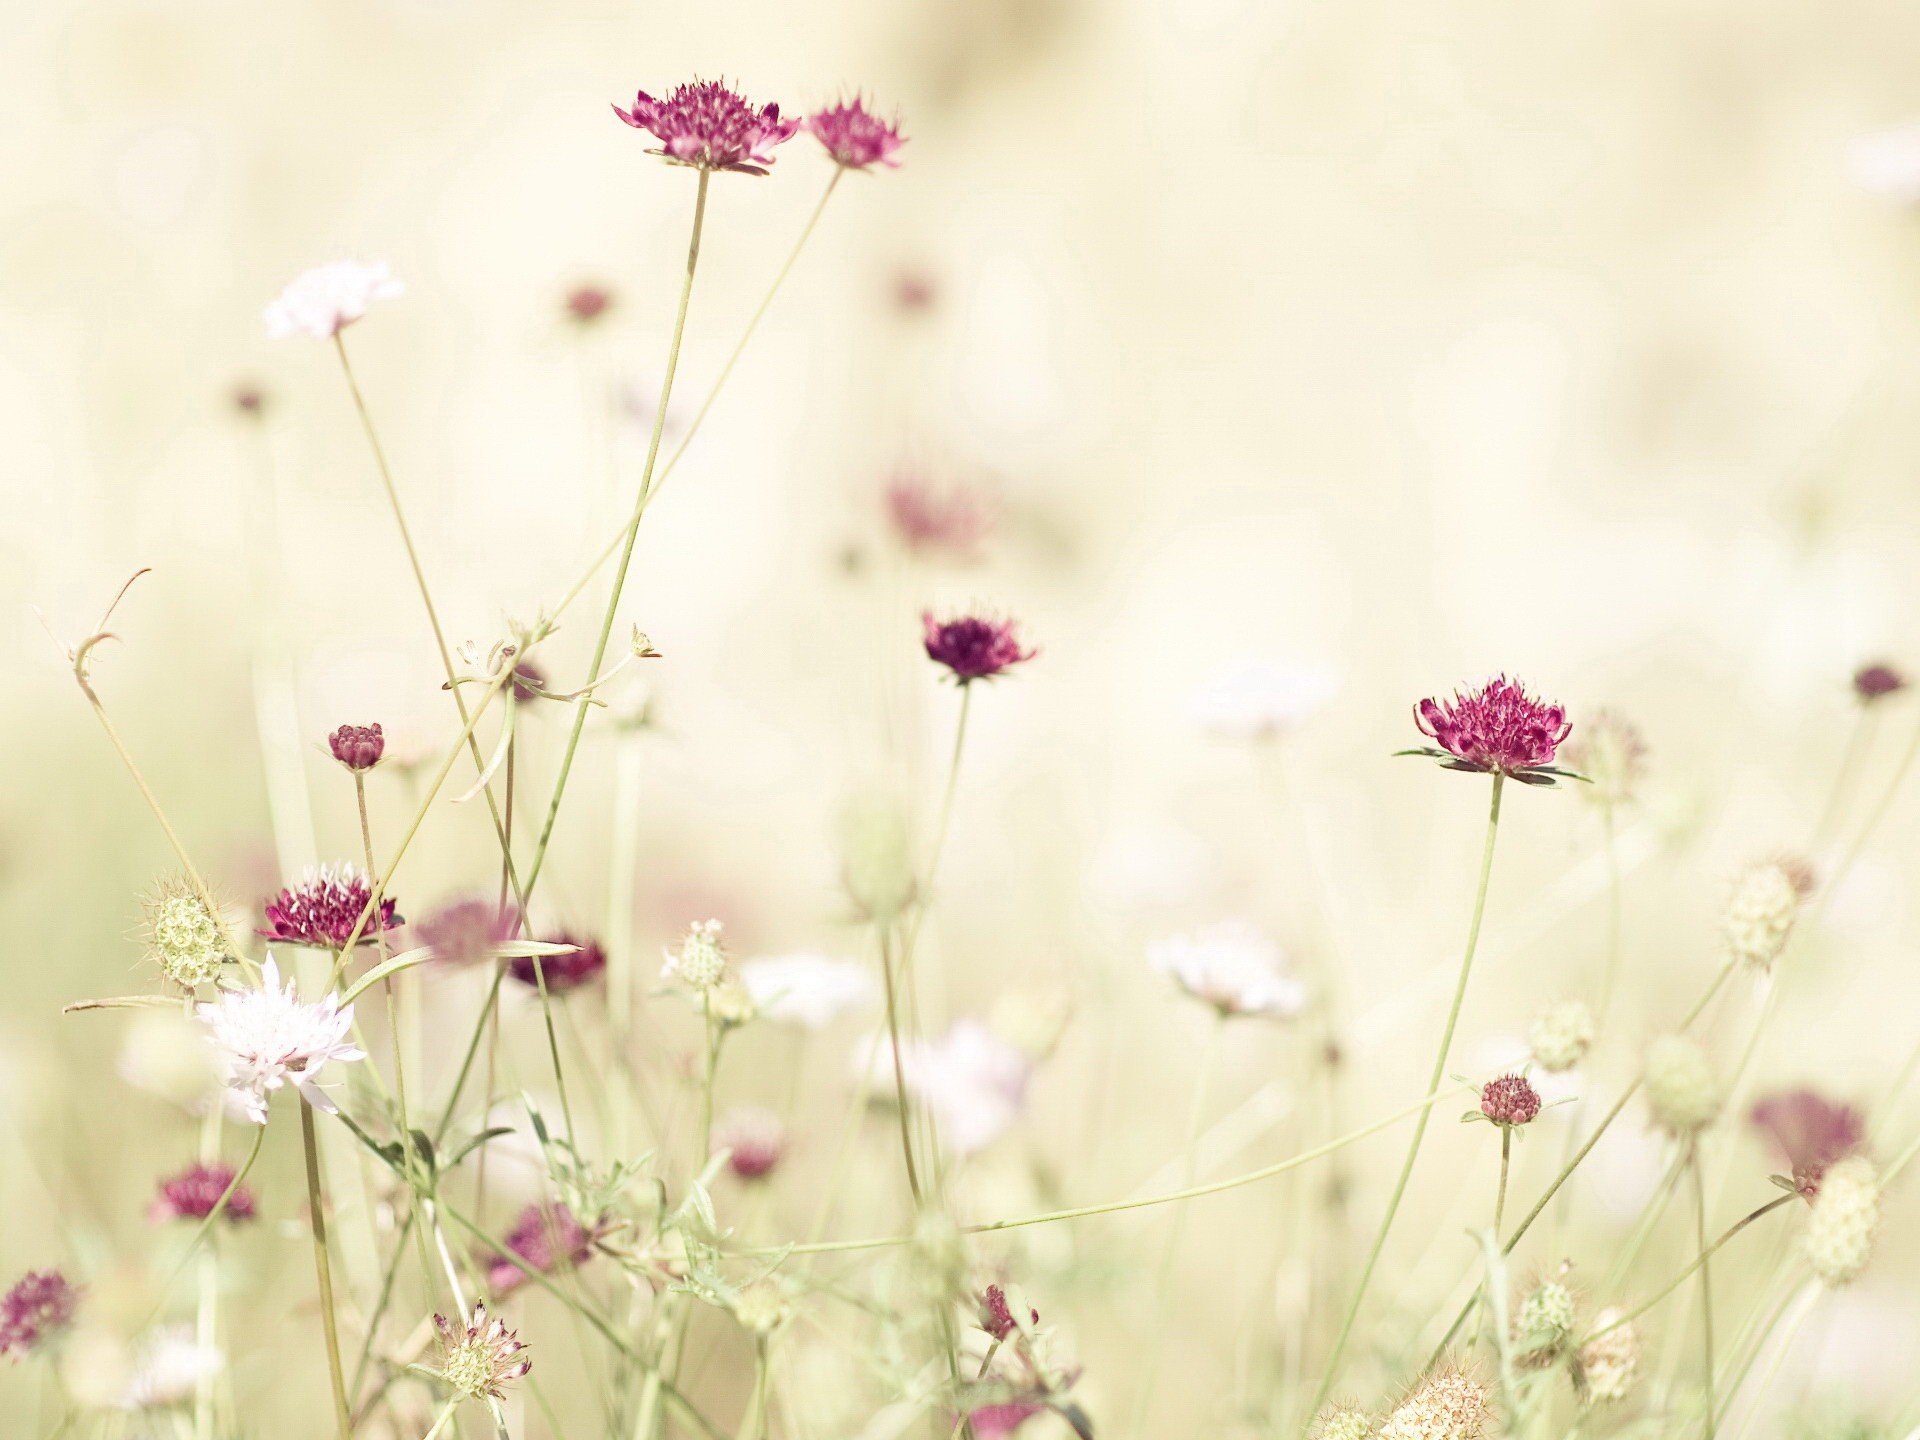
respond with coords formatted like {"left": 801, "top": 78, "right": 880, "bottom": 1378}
{"left": 878, "top": 922, "right": 925, "bottom": 1206}
{"left": 1578, "top": 1193, "right": 1797, "bottom": 1347}
{"left": 1692, "top": 1148, "right": 1717, "bottom": 1440}
{"left": 300, "top": 1099, "right": 353, "bottom": 1440}
{"left": 1495, "top": 1127, "right": 1513, "bottom": 1237}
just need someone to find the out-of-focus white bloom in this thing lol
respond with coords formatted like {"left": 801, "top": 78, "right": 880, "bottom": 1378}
{"left": 119, "top": 1326, "right": 223, "bottom": 1410}
{"left": 263, "top": 260, "right": 402, "bottom": 339}
{"left": 1150, "top": 921, "right": 1307, "bottom": 1019}
{"left": 117, "top": 1010, "right": 222, "bottom": 1111}
{"left": 1805, "top": 1155, "right": 1881, "bottom": 1287}
{"left": 196, "top": 958, "right": 364, "bottom": 1124}
{"left": 860, "top": 1021, "right": 1032, "bottom": 1156}
{"left": 1643, "top": 1035, "right": 1721, "bottom": 1136}
{"left": 1187, "top": 660, "right": 1336, "bottom": 742}
{"left": 1722, "top": 859, "right": 1807, "bottom": 970}
{"left": 738, "top": 953, "right": 877, "bottom": 1029}
{"left": 1847, "top": 124, "right": 1920, "bottom": 205}
{"left": 1576, "top": 1308, "right": 1640, "bottom": 1405}
{"left": 661, "top": 919, "right": 730, "bottom": 992}
{"left": 1528, "top": 1001, "right": 1595, "bottom": 1073}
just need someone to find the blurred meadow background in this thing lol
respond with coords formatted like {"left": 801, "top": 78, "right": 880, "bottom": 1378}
{"left": 7, "top": 0, "right": 1920, "bottom": 1436}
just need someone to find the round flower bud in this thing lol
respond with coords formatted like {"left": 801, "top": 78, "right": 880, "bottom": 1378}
{"left": 841, "top": 797, "right": 917, "bottom": 922}
{"left": 660, "top": 919, "right": 729, "bottom": 991}
{"left": 1513, "top": 1280, "right": 1576, "bottom": 1364}
{"left": 327, "top": 723, "right": 385, "bottom": 772}
{"left": 1643, "top": 1036, "right": 1721, "bottom": 1135}
{"left": 731, "top": 1280, "right": 789, "bottom": 1336}
{"left": 1804, "top": 1154, "right": 1880, "bottom": 1287}
{"left": 1315, "top": 1407, "right": 1375, "bottom": 1440}
{"left": 143, "top": 879, "right": 229, "bottom": 989}
{"left": 1722, "top": 860, "right": 1806, "bottom": 970}
{"left": 1575, "top": 1308, "right": 1639, "bottom": 1405}
{"left": 1480, "top": 1074, "right": 1542, "bottom": 1128}
{"left": 1528, "top": 1000, "right": 1595, "bottom": 1073}
{"left": 1378, "top": 1369, "right": 1491, "bottom": 1440}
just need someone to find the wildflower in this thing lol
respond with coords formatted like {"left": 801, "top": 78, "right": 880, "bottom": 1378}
{"left": 143, "top": 877, "right": 229, "bottom": 990}
{"left": 706, "top": 978, "right": 757, "bottom": 1028}
{"left": 977, "top": 1283, "right": 1037, "bottom": 1341}
{"left": 510, "top": 660, "right": 548, "bottom": 703}
{"left": 1803, "top": 1154, "right": 1880, "bottom": 1286}
{"left": 716, "top": 1106, "right": 787, "bottom": 1180}
{"left": 807, "top": 97, "right": 906, "bottom": 170}
{"left": 612, "top": 78, "right": 798, "bottom": 176}
{"left": 1149, "top": 921, "right": 1307, "bottom": 1020}
{"left": 263, "top": 260, "right": 402, "bottom": 339}
{"left": 1378, "top": 1368, "right": 1491, "bottom": 1440}
{"left": 0, "top": 1271, "right": 79, "bottom": 1358}
{"left": 1575, "top": 1308, "right": 1640, "bottom": 1405}
{"left": 564, "top": 284, "right": 613, "bottom": 324}
{"left": 1643, "top": 1035, "right": 1721, "bottom": 1136}
{"left": 1315, "top": 1407, "right": 1376, "bottom": 1440}
{"left": 894, "top": 267, "right": 937, "bottom": 312}
{"left": 260, "top": 863, "right": 401, "bottom": 949}
{"left": 1561, "top": 709, "right": 1646, "bottom": 808}
{"left": 1853, "top": 662, "right": 1907, "bottom": 702}
{"left": 738, "top": 953, "right": 877, "bottom": 1029}
{"left": 327, "top": 722, "right": 385, "bottom": 772}
{"left": 731, "top": 1280, "right": 790, "bottom": 1336}
{"left": 661, "top": 919, "right": 729, "bottom": 991}
{"left": 922, "top": 610, "right": 1037, "bottom": 684}
{"left": 119, "top": 1326, "right": 222, "bottom": 1410}
{"left": 1513, "top": 1279, "right": 1577, "bottom": 1365}
{"left": 196, "top": 958, "right": 364, "bottom": 1123}
{"left": 1479, "top": 1074, "right": 1542, "bottom": 1128}
{"left": 877, "top": 1021, "right": 1032, "bottom": 1156}
{"left": 968, "top": 1403, "right": 1047, "bottom": 1439}
{"left": 1723, "top": 858, "right": 1811, "bottom": 970}
{"left": 231, "top": 382, "right": 267, "bottom": 416}
{"left": 434, "top": 1302, "right": 531, "bottom": 1400}
{"left": 1847, "top": 123, "right": 1920, "bottom": 205}
{"left": 1528, "top": 1000, "right": 1594, "bottom": 1073}
{"left": 1405, "top": 676, "right": 1574, "bottom": 784}
{"left": 1188, "top": 660, "right": 1338, "bottom": 742}
{"left": 416, "top": 897, "right": 518, "bottom": 968}
{"left": 885, "top": 472, "right": 993, "bottom": 559}
{"left": 486, "top": 1204, "right": 595, "bottom": 1295}
{"left": 148, "top": 1163, "right": 256, "bottom": 1224}
{"left": 508, "top": 930, "right": 605, "bottom": 993}
{"left": 841, "top": 796, "right": 917, "bottom": 921}
{"left": 1752, "top": 1090, "right": 1866, "bottom": 1197}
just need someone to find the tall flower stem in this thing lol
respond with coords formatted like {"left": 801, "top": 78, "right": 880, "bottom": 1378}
{"left": 877, "top": 922, "right": 925, "bottom": 1206}
{"left": 299, "top": 1098, "right": 353, "bottom": 1440}
{"left": 1691, "top": 1147, "right": 1718, "bottom": 1439}
{"left": 1495, "top": 1127, "right": 1514, "bottom": 1236}
{"left": 1304, "top": 772, "right": 1505, "bottom": 1428}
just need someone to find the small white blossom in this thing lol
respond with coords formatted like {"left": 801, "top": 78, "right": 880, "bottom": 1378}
{"left": 739, "top": 953, "right": 877, "bottom": 1029}
{"left": 1187, "top": 660, "right": 1336, "bottom": 742}
{"left": 196, "top": 958, "right": 364, "bottom": 1124}
{"left": 119, "top": 1326, "right": 223, "bottom": 1411}
{"left": 263, "top": 260, "right": 402, "bottom": 339}
{"left": 661, "top": 919, "right": 729, "bottom": 991}
{"left": 1150, "top": 921, "right": 1307, "bottom": 1019}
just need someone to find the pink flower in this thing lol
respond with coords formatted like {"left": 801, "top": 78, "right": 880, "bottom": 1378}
{"left": 1752, "top": 1090, "right": 1866, "bottom": 1197}
{"left": 327, "top": 723, "right": 385, "bottom": 772}
{"left": 1407, "top": 676, "right": 1574, "bottom": 784}
{"left": 922, "top": 611, "right": 1037, "bottom": 684}
{"left": 886, "top": 473, "right": 993, "bottom": 559}
{"left": 1480, "top": 1074, "right": 1542, "bottom": 1128}
{"left": 507, "top": 930, "right": 605, "bottom": 994}
{"left": 565, "top": 284, "right": 613, "bottom": 324}
{"left": 0, "top": 1271, "right": 79, "bottom": 1359}
{"left": 716, "top": 1106, "right": 787, "bottom": 1180}
{"left": 967, "top": 1403, "right": 1047, "bottom": 1439}
{"left": 976, "top": 1284, "right": 1037, "bottom": 1341}
{"left": 263, "top": 261, "right": 402, "bottom": 339}
{"left": 806, "top": 98, "right": 906, "bottom": 170}
{"left": 148, "top": 1163, "right": 256, "bottom": 1224}
{"left": 260, "top": 864, "right": 401, "bottom": 949}
{"left": 1853, "top": 662, "right": 1907, "bottom": 703}
{"left": 416, "top": 897, "right": 520, "bottom": 968}
{"left": 613, "top": 79, "right": 798, "bottom": 176}
{"left": 486, "top": 1203, "right": 596, "bottom": 1295}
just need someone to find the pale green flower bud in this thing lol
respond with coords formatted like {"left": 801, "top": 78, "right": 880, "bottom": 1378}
{"left": 1644, "top": 1035, "right": 1721, "bottom": 1135}
{"left": 1805, "top": 1154, "right": 1880, "bottom": 1287}
{"left": 1529, "top": 1000, "right": 1594, "bottom": 1073}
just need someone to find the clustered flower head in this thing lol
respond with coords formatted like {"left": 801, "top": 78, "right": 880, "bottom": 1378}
{"left": 417, "top": 897, "right": 519, "bottom": 968}
{"left": 1149, "top": 921, "right": 1307, "bottom": 1020}
{"left": 1377, "top": 1368, "right": 1491, "bottom": 1440}
{"left": 1643, "top": 1035, "right": 1721, "bottom": 1136}
{"left": 1722, "top": 857, "right": 1812, "bottom": 970}
{"left": 148, "top": 1162, "right": 256, "bottom": 1224}
{"left": 508, "top": 931, "right": 605, "bottom": 994}
{"left": 0, "top": 1270, "right": 79, "bottom": 1359}
{"left": 976, "top": 1283, "right": 1037, "bottom": 1341}
{"left": 1574, "top": 1308, "right": 1640, "bottom": 1405}
{"left": 434, "top": 1301, "right": 531, "bottom": 1400}
{"left": 327, "top": 723, "right": 385, "bottom": 772}
{"left": 922, "top": 610, "right": 1037, "bottom": 684}
{"left": 143, "top": 877, "right": 229, "bottom": 990}
{"left": 1853, "top": 661, "right": 1907, "bottom": 703}
{"left": 260, "top": 863, "right": 401, "bottom": 950}
{"left": 1512, "top": 1278, "right": 1577, "bottom": 1366}
{"left": 1315, "top": 1406, "right": 1375, "bottom": 1440}
{"left": 263, "top": 260, "right": 402, "bottom": 340}
{"left": 1562, "top": 709, "right": 1647, "bottom": 808}
{"left": 1528, "top": 1000, "right": 1594, "bottom": 1073}
{"left": 738, "top": 952, "right": 877, "bottom": 1028}
{"left": 1803, "top": 1154, "right": 1881, "bottom": 1287}
{"left": 1407, "top": 675, "right": 1574, "bottom": 784}
{"left": 717, "top": 1106, "right": 787, "bottom": 1180}
{"left": 885, "top": 472, "right": 994, "bottom": 560}
{"left": 487, "top": 1203, "right": 595, "bottom": 1295}
{"left": 1479, "top": 1073, "right": 1542, "bottom": 1128}
{"left": 806, "top": 96, "right": 906, "bottom": 170}
{"left": 1751, "top": 1090, "right": 1865, "bottom": 1198}
{"left": 613, "top": 78, "right": 799, "bottom": 175}
{"left": 196, "top": 958, "right": 364, "bottom": 1123}
{"left": 661, "top": 919, "right": 730, "bottom": 991}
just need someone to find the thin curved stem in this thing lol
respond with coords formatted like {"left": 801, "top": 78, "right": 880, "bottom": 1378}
{"left": 1693, "top": 1148, "right": 1718, "bottom": 1439}
{"left": 1579, "top": 1193, "right": 1797, "bottom": 1347}
{"left": 300, "top": 1099, "right": 353, "bottom": 1440}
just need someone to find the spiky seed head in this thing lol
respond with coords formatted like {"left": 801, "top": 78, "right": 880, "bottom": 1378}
{"left": 1514, "top": 1280, "right": 1577, "bottom": 1365}
{"left": 1644, "top": 1035, "right": 1721, "bottom": 1135}
{"left": 143, "top": 878, "right": 229, "bottom": 990}
{"left": 1804, "top": 1154, "right": 1881, "bottom": 1287}
{"left": 1528, "top": 1000, "right": 1595, "bottom": 1073}
{"left": 1378, "top": 1369, "right": 1491, "bottom": 1440}
{"left": 1315, "top": 1405, "right": 1375, "bottom": 1440}
{"left": 1575, "top": 1308, "right": 1640, "bottom": 1405}
{"left": 1723, "top": 860, "right": 1806, "bottom": 970}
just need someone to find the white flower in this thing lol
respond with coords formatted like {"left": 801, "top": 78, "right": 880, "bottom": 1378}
{"left": 858, "top": 1021, "right": 1032, "bottom": 1156}
{"left": 119, "top": 1326, "right": 223, "bottom": 1411}
{"left": 196, "top": 957, "right": 364, "bottom": 1124}
{"left": 1187, "top": 660, "right": 1336, "bottom": 742}
{"left": 1150, "top": 921, "right": 1307, "bottom": 1019}
{"left": 661, "top": 919, "right": 729, "bottom": 991}
{"left": 263, "top": 260, "right": 402, "bottom": 339}
{"left": 1847, "top": 124, "right": 1920, "bottom": 205}
{"left": 739, "top": 953, "right": 877, "bottom": 1029}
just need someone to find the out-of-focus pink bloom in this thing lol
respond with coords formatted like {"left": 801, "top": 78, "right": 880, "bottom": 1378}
{"left": 806, "top": 98, "right": 906, "bottom": 170}
{"left": 565, "top": 285, "right": 613, "bottom": 324}
{"left": 1752, "top": 1090, "right": 1866, "bottom": 1197}
{"left": 739, "top": 953, "right": 877, "bottom": 1029}
{"left": 263, "top": 261, "right": 402, "bottom": 340}
{"left": 231, "top": 382, "right": 267, "bottom": 416}
{"left": 716, "top": 1106, "right": 787, "bottom": 1180}
{"left": 872, "top": 1021, "right": 1032, "bottom": 1156}
{"left": 149, "top": 1163, "right": 256, "bottom": 1224}
{"left": 486, "top": 1203, "right": 596, "bottom": 1295}
{"left": 922, "top": 611, "right": 1037, "bottom": 684}
{"left": 612, "top": 79, "right": 798, "bottom": 176}
{"left": 966, "top": 1403, "right": 1047, "bottom": 1439}
{"left": 327, "top": 723, "right": 385, "bottom": 772}
{"left": 893, "top": 268, "right": 937, "bottom": 313}
{"left": 1854, "top": 662, "right": 1907, "bottom": 703}
{"left": 508, "top": 931, "right": 605, "bottom": 994}
{"left": 260, "top": 864, "right": 400, "bottom": 949}
{"left": 1149, "top": 922, "right": 1307, "bottom": 1020}
{"left": 886, "top": 473, "right": 994, "bottom": 559}
{"left": 416, "top": 897, "right": 520, "bottom": 968}
{"left": 510, "top": 661, "right": 548, "bottom": 703}
{"left": 0, "top": 1270, "right": 80, "bottom": 1358}
{"left": 1409, "top": 676, "right": 1573, "bottom": 783}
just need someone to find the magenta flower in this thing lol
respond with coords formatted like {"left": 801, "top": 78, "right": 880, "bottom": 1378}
{"left": 507, "top": 930, "right": 606, "bottom": 993}
{"left": 1853, "top": 662, "right": 1907, "bottom": 703}
{"left": 0, "top": 1270, "right": 79, "bottom": 1359}
{"left": 612, "top": 79, "right": 799, "bottom": 176}
{"left": 486, "top": 1203, "right": 596, "bottom": 1295}
{"left": 149, "top": 1163, "right": 256, "bottom": 1224}
{"left": 976, "top": 1283, "right": 1037, "bottom": 1341}
{"left": 716, "top": 1107, "right": 787, "bottom": 1180}
{"left": 806, "top": 98, "right": 906, "bottom": 171}
{"left": 886, "top": 473, "right": 993, "bottom": 559}
{"left": 966, "top": 1403, "right": 1047, "bottom": 1440}
{"left": 510, "top": 661, "right": 548, "bottom": 703}
{"left": 922, "top": 611, "right": 1037, "bottom": 684}
{"left": 1752, "top": 1090, "right": 1865, "bottom": 1197}
{"left": 260, "top": 864, "right": 401, "bottom": 949}
{"left": 327, "top": 722, "right": 385, "bottom": 772}
{"left": 1404, "top": 676, "right": 1575, "bottom": 785}
{"left": 417, "top": 897, "right": 520, "bottom": 967}
{"left": 1479, "top": 1074, "right": 1542, "bottom": 1128}
{"left": 565, "top": 284, "right": 613, "bottom": 324}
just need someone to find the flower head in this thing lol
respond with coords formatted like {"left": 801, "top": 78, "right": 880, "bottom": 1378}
{"left": 119, "top": 1326, "right": 223, "bottom": 1410}
{"left": 1643, "top": 1035, "right": 1721, "bottom": 1136}
{"left": 967, "top": 1403, "right": 1047, "bottom": 1440}
{"left": 434, "top": 1302, "right": 531, "bottom": 1400}
{"left": 922, "top": 611, "right": 1037, "bottom": 684}
{"left": 976, "top": 1283, "right": 1037, "bottom": 1341}
{"left": 1480, "top": 1073, "right": 1542, "bottom": 1128}
{"left": 1561, "top": 709, "right": 1647, "bottom": 808}
{"left": 1408, "top": 676, "right": 1573, "bottom": 783}
{"left": 885, "top": 473, "right": 994, "bottom": 559}
{"left": 1723, "top": 858, "right": 1811, "bottom": 970}
{"left": 1512, "top": 1279, "right": 1577, "bottom": 1365}
{"left": 1804, "top": 1154, "right": 1880, "bottom": 1286}
{"left": 1527, "top": 1000, "right": 1594, "bottom": 1073}
{"left": 196, "top": 958, "right": 364, "bottom": 1123}
{"left": 327, "top": 723, "right": 385, "bottom": 772}
{"left": 148, "top": 1163, "right": 255, "bottom": 1224}
{"left": 872, "top": 1021, "right": 1032, "bottom": 1156}
{"left": 1149, "top": 922, "right": 1307, "bottom": 1020}
{"left": 260, "top": 863, "right": 401, "bottom": 949}
{"left": 1378, "top": 1368, "right": 1491, "bottom": 1440}
{"left": 1189, "top": 660, "right": 1337, "bottom": 742}
{"left": 1753, "top": 1091, "right": 1867, "bottom": 1198}
{"left": 416, "top": 897, "right": 519, "bottom": 968}
{"left": 661, "top": 919, "right": 730, "bottom": 991}
{"left": 806, "top": 97, "right": 906, "bottom": 170}
{"left": 716, "top": 1106, "right": 787, "bottom": 1180}
{"left": 1853, "top": 662, "right": 1907, "bottom": 702}
{"left": 0, "top": 1271, "right": 79, "bottom": 1358}
{"left": 612, "top": 79, "right": 798, "bottom": 175}
{"left": 486, "top": 1204, "right": 595, "bottom": 1295}
{"left": 1315, "top": 1408, "right": 1376, "bottom": 1440}
{"left": 263, "top": 261, "right": 402, "bottom": 339}
{"left": 565, "top": 284, "right": 613, "bottom": 324}
{"left": 508, "top": 930, "right": 605, "bottom": 994}
{"left": 143, "top": 877, "right": 230, "bottom": 990}
{"left": 1575, "top": 1309, "right": 1639, "bottom": 1405}
{"left": 738, "top": 953, "right": 877, "bottom": 1029}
